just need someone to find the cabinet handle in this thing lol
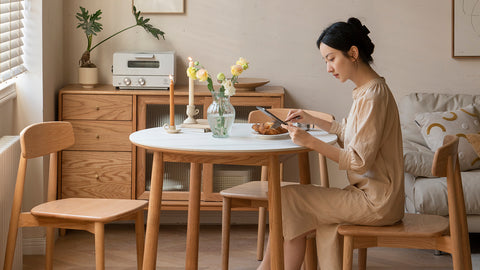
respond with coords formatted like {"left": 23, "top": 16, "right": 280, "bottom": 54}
{"left": 95, "top": 174, "right": 99, "bottom": 179}
{"left": 96, "top": 134, "right": 100, "bottom": 139}
{"left": 96, "top": 106, "right": 100, "bottom": 111}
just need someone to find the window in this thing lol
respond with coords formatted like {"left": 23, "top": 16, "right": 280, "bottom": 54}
{"left": 0, "top": 0, "right": 25, "bottom": 83}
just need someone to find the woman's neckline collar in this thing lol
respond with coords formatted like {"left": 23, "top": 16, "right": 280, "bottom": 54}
{"left": 352, "top": 77, "right": 385, "bottom": 98}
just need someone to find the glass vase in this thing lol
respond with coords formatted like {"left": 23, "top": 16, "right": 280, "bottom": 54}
{"left": 207, "top": 92, "right": 236, "bottom": 138}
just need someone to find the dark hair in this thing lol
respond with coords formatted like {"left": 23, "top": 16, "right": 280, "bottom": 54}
{"left": 316, "top": 17, "right": 375, "bottom": 64}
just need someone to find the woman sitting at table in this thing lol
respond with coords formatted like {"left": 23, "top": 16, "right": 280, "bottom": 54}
{"left": 257, "top": 17, "right": 404, "bottom": 270}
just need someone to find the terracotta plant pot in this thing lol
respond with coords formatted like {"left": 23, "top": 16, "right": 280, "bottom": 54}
{"left": 78, "top": 67, "right": 98, "bottom": 88}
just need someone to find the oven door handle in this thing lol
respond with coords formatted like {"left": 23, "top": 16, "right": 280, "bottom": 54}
{"left": 135, "top": 53, "right": 155, "bottom": 59}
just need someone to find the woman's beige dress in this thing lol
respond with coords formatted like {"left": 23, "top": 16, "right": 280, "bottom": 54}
{"left": 281, "top": 78, "right": 404, "bottom": 270}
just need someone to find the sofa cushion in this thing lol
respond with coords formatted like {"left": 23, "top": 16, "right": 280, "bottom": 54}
{"left": 399, "top": 93, "right": 480, "bottom": 147}
{"left": 403, "top": 140, "right": 434, "bottom": 177}
{"left": 407, "top": 169, "right": 480, "bottom": 216}
{"left": 414, "top": 104, "right": 480, "bottom": 171}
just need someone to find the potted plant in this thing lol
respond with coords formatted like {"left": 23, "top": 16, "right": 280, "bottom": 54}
{"left": 76, "top": 5, "right": 165, "bottom": 87}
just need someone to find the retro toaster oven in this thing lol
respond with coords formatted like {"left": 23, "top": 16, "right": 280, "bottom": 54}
{"left": 112, "top": 51, "right": 175, "bottom": 89}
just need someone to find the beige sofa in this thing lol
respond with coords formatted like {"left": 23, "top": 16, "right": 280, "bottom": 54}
{"left": 399, "top": 93, "right": 480, "bottom": 232}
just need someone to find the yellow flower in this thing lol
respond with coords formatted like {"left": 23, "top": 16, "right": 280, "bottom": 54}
{"left": 231, "top": 64, "right": 243, "bottom": 76}
{"left": 196, "top": 68, "right": 209, "bottom": 82}
{"left": 236, "top": 57, "right": 249, "bottom": 70}
{"left": 186, "top": 67, "right": 197, "bottom": 79}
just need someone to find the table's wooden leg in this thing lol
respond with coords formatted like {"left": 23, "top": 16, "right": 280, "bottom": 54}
{"left": 299, "top": 152, "right": 318, "bottom": 269}
{"left": 318, "top": 154, "right": 330, "bottom": 188}
{"left": 298, "top": 152, "right": 311, "bottom": 185}
{"left": 143, "top": 151, "right": 164, "bottom": 270}
{"left": 186, "top": 162, "right": 202, "bottom": 270}
{"left": 268, "top": 155, "right": 284, "bottom": 270}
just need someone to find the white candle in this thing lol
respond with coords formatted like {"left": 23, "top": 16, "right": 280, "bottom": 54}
{"left": 188, "top": 57, "right": 194, "bottom": 106}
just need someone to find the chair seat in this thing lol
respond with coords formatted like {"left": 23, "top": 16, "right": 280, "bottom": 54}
{"left": 220, "top": 181, "right": 298, "bottom": 201}
{"left": 31, "top": 198, "right": 148, "bottom": 223}
{"left": 338, "top": 213, "right": 449, "bottom": 238}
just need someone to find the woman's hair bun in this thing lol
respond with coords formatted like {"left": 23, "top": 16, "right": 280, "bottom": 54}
{"left": 347, "top": 17, "right": 362, "bottom": 28}
{"left": 347, "top": 17, "right": 370, "bottom": 36}
{"left": 347, "top": 17, "right": 374, "bottom": 63}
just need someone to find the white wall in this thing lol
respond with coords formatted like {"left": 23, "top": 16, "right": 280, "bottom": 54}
{"left": 0, "top": 98, "right": 15, "bottom": 138}
{"left": 7, "top": 0, "right": 64, "bottom": 254}
{"left": 14, "top": 0, "right": 45, "bottom": 251}
{"left": 61, "top": 0, "right": 480, "bottom": 187}
{"left": 43, "top": 0, "right": 64, "bottom": 122}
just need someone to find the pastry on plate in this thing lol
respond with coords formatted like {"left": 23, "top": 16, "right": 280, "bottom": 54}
{"left": 252, "top": 122, "right": 288, "bottom": 135}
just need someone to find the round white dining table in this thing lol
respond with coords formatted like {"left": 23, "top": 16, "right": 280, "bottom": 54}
{"left": 130, "top": 123, "right": 337, "bottom": 270}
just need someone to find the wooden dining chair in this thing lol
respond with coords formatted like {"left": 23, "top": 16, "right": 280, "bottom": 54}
{"left": 220, "top": 108, "right": 334, "bottom": 270}
{"left": 338, "top": 135, "right": 472, "bottom": 270}
{"left": 3, "top": 121, "right": 148, "bottom": 270}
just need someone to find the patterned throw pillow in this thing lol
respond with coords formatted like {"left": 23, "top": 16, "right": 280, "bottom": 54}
{"left": 415, "top": 104, "right": 480, "bottom": 171}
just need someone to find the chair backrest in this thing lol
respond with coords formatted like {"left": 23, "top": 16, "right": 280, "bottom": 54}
{"left": 431, "top": 135, "right": 459, "bottom": 178}
{"left": 20, "top": 121, "right": 75, "bottom": 159}
{"left": 17, "top": 121, "right": 75, "bottom": 203}
{"left": 248, "top": 108, "right": 334, "bottom": 128}
{"left": 431, "top": 135, "right": 470, "bottom": 261}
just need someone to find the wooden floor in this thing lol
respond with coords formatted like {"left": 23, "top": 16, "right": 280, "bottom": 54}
{"left": 22, "top": 223, "right": 466, "bottom": 270}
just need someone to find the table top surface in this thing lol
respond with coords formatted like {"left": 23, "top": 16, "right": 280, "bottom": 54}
{"left": 130, "top": 123, "right": 336, "bottom": 153}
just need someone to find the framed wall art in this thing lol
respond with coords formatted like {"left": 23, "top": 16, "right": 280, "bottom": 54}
{"left": 133, "top": 0, "right": 184, "bottom": 14}
{"left": 452, "top": 0, "right": 480, "bottom": 58}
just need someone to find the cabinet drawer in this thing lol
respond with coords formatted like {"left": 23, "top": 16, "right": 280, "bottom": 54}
{"left": 62, "top": 94, "right": 132, "bottom": 120}
{"left": 69, "top": 120, "right": 132, "bottom": 151}
{"left": 61, "top": 151, "right": 131, "bottom": 199}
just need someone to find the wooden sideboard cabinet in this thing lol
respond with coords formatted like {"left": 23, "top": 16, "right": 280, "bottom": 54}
{"left": 58, "top": 84, "right": 284, "bottom": 210}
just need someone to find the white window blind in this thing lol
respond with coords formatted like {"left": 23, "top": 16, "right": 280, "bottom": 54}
{"left": 0, "top": 0, "right": 25, "bottom": 83}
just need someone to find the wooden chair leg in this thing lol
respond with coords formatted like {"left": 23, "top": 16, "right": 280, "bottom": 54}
{"left": 3, "top": 223, "right": 18, "bottom": 270}
{"left": 303, "top": 236, "right": 317, "bottom": 270}
{"left": 257, "top": 206, "right": 267, "bottom": 261}
{"left": 3, "top": 207, "right": 23, "bottom": 270}
{"left": 358, "top": 248, "right": 367, "bottom": 270}
{"left": 453, "top": 166, "right": 472, "bottom": 270}
{"left": 94, "top": 222, "right": 105, "bottom": 270}
{"left": 45, "top": 227, "right": 55, "bottom": 270}
{"left": 135, "top": 211, "right": 145, "bottom": 270}
{"left": 221, "top": 197, "right": 232, "bottom": 270}
{"left": 342, "top": 236, "right": 354, "bottom": 270}
{"left": 4, "top": 163, "right": 24, "bottom": 270}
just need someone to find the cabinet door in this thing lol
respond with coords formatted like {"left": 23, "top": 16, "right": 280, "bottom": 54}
{"left": 136, "top": 95, "right": 204, "bottom": 201}
{"left": 135, "top": 94, "right": 282, "bottom": 204}
{"left": 62, "top": 151, "right": 131, "bottom": 199}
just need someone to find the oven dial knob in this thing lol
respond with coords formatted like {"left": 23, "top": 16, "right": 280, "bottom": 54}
{"left": 138, "top": 78, "right": 146, "bottom": 86}
{"left": 123, "top": 78, "right": 131, "bottom": 86}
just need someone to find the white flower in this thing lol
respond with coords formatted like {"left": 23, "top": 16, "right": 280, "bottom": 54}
{"left": 223, "top": 79, "right": 236, "bottom": 96}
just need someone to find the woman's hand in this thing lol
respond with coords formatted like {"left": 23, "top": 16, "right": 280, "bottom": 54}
{"left": 285, "top": 109, "right": 333, "bottom": 132}
{"left": 285, "top": 109, "right": 315, "bottom": 124}
{"left": 282, "top": 124, "right": 314, "bottom": 147}
{"left": 282, "top": 123, "right": 340, "bottom": 163}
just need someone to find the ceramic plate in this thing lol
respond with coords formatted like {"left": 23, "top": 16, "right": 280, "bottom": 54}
{"left": 235, "top": 78, "right": 270, "bottom": 90}
{"left": 252, "top": 131, "right": 290, "bottom": 140}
